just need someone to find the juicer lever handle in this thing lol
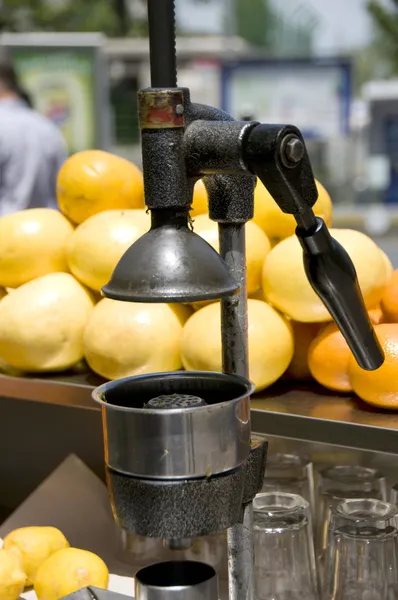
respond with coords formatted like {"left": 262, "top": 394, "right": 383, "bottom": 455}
{"left": 297, "top": 218, "right": 383, "bottom": 370}
{"left": 243, "top": 123, "right": 384, "bottom": 371}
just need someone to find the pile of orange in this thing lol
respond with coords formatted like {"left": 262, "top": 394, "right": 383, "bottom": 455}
{"left": 189, "top": 177, "right": 398, "bottom": 409}
{"left": 1, "top": 147, "right": 396, "bottom": 410}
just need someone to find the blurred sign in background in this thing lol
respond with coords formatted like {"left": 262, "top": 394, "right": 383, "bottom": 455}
{"left": 1, "top": 33, "right": 112, "bottom": 155}
{"left": 221, "top": 59, "right": 351, "bottom": 138}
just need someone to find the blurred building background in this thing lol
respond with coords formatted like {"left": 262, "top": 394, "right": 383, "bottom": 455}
{"left": 1, "top": 0, "right": 398, "bottom": 259}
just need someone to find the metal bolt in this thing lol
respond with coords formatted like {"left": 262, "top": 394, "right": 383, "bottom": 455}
{"left": 176, "top": 104, "right": 184, "bottom": 116}
{"left": 281, "top": 135, "right": 305, "bottom": 167}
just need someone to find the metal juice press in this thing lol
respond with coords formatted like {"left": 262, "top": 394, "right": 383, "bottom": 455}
{"left": 62, "top": 1, "right": 384, "bottom": 599}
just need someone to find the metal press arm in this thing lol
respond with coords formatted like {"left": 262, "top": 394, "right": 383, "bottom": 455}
{"left": 184, "top": 119, "right": 384, "bottom": 371}
{"left": 244, "top": 124, "right": 384, "bottom": 370}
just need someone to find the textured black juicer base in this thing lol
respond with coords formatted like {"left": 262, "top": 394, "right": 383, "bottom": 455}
{"left": 106, "top": 438, "right": 268, "bottom": 540}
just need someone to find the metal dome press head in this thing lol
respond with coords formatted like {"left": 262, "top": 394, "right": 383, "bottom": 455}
{"left": 102, "top": 212, "right": 239, "bottom": 303}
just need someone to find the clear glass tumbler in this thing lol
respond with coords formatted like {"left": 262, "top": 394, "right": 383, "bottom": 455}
{"left": 262, "top": 453, "right": 316, "bottom": 517}
{"left": 316, "top": 466, "right": 387, "bottom": 563}
{"left": 391, "top": 484, "right": 398, "bottom": 507}
{"left": 253, "top": 492, "right": 318, "bottom": 600}
{"left": 323, "top": 498, "right": 398, "bottom": 600}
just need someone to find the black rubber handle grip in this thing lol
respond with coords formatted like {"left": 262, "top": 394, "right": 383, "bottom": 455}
{"left": 297, "top": 218, "right": 384, "bottom": 371}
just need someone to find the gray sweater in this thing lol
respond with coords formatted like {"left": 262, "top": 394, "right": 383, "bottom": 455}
{"left": 0, "top": 97, "right": 67, "bottom": 215}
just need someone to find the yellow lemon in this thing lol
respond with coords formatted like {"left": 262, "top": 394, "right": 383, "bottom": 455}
{"left": 253, "top": 179, "right": 333, "bottom": 242}
{"left": 262, "top": 229, "right": 388, "bottom": 322}
{"left": 181, "top": 299, "right": 293, "bottom": 392}
{"left": 67, "top": 209, "right": 150, "bottom": 292}
{"left": 0, "top": 208, "right": 73, "bottom": 289}
{"left": 0, "top": 549, "right": 26, "bottom": 600}
{"left": 3, "top": 527, "right": 69, "bottom": 586}
{"left": 192, "top": 214, "right": 271, "bottom": 295}
{"left": 0, "top": 273, "right": 94, "bottom": 372}
{"left": 34, "top": 548, "right": 108, "bottom": 600}
{"left": 84, "top": 299, "right": 191, "bottom": 380}
{"left": 57, "top": 150, "right": 144, "bottom": 224}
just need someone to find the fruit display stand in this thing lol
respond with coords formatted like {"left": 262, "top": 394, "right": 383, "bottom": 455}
{"left": 1, "top": 369, "right": 398, "bottom": 520}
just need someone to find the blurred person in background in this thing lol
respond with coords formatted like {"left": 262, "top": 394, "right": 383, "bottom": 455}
{"left": 0, "top": 61, "right": 67, "bottom": 216}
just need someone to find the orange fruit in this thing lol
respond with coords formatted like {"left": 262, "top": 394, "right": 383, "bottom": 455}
{"left": 348, "top": 323, "right": 398, "bottom": 409}
{"left": 368, "top": 306, "right": 385, "bottom": 325}
{"left": 57, "top": 150, "right": 145, "bottom": 224}
{"left": 307, "top": 310, "right": 383, "bottom": 392}
{"left": 285, "top": 321, "right": 323, "bottom": 381}
{"left": 308, "top": 323, "right": 353, "bottom": 392}
{"left": 253, "top": 179, "right": 333, "bottom": 242}
{"left": 381, "top": 269, "right": 398, "bottom": 323}
{"left": 190, "top": 179, "right": 208, "bottom": 217}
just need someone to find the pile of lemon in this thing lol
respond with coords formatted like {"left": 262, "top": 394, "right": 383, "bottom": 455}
{"left": 0, "top": 149, "right": 396, "bottom": 408}
{"left": 0, "top": 526, "right": 108, "bottom": 600}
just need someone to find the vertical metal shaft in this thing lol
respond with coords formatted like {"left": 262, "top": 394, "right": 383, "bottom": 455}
{"left": 219, "top": 223, "right": 254, "bottom": 600}
{"left": 147, "top": 0, "right": 177, "bottom": 88}
{"left": 219, "top": 223, "right": 248, "bottom": 378}
{"left": 227, "top": 503, "right": 254, "bottom": 600}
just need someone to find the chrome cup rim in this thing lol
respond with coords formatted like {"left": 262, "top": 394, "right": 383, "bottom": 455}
{"left": 92, "top": 370, "right": 255, "bottom": 414}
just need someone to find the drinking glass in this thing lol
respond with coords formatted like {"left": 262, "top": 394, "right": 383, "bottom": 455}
{"left": 323, "top": 498, "right": 398, "bottom": 600}
{"left": 316, "top": 466, "right": 387, "bottom": 563}
{"left": 391, "top": 483, "right": 398, "bottom": 507}
{"left": 253, "top": 492, "right": 318, "bottom": 600}
{"left": 262, "top": 453, "right": 315, "bottom": 517}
